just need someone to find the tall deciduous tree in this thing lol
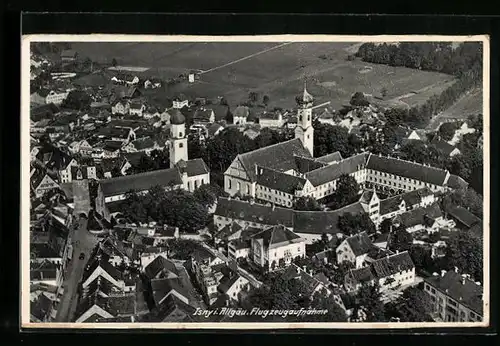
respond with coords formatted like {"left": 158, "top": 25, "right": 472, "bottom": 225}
{"left": 326, "top": 174, "right": 360, "bottom": 209}
{"left": 445, "top": 230, "right": 483, "bottom": 282}
{"left": 337, "top": 213, "right": 376, "bottom": 236}
{"left": 384, "top": 287, "right": 433, "bottom": 322}
{"left": 293, "top": 196, "right": 322, "bottom": 211}
{"left": 388, "top": 225, "right": 413, "bottom": 252}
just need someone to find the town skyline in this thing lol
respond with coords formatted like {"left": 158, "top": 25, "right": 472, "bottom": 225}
{"left": 23, "top": 36, "right": 488, "bottom": 327}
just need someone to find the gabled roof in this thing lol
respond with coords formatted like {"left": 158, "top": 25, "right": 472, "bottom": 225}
{"left": 218, "top": 273, "right": 242, "bottom": 294}
{"left": 294, "top": 155, "right": 327, "bottom": 174}
{"left": 432, "top": 138, "right": 460, "bottom": 156}
{"left": 144, "top": 256, "right": 179, "bottom": 280}
{"left": 370, "top": 251, "right": 414, "bottom": 278}
{"left": 207, "top": 123, "right": 224, "bottom": 136}
{"left": 445, "top": 205, "right": 481, "bottom": 228}
{"left": 306, "top": 153, "right": 369, "bottom": 187}
{"left": 395, "top": 203, "right": 443, "bottom": 228}
{"left": 402, "top": 187, "right": 434, "bottom": 206}
{"left": 130, "top": 137, "right": 156, "bottom": 151}
{"left": 446, "top": 174, "right": 469, "bottom": 190}
{"left": 237, "top": 138, "right": 311, "bottom": 182}
{"left": 61, "top": 49, "right": 77, "bottom": 58}
{"left": 366, "top": 154, "right": 449, "bottom": 186}
{"left": 184, "top": 158, "right": 210, "bottom": 177}
{"left": 349, "top": 266, "right": 375, "bottom": 283}
{"left": 293, "top": 202, "right": 365, "bottom": 235}
{"left": 215, "top": 197, "right": 294, "bottom": 228}
{"left": 251, "top": 224, "right": 303, "bottom": 249}
{"left": 316, "top": 151, "right": 343, "bottom": 164}
{"left": 146, "top": 294, "right": 197, "bottom": 322}
{"left": 345, "top": 231, "right": 374, "bottom": 256}
{"left": 99, "top": 167, "right": 183, "bottom": 197}
{"left": 425, "top": 270, "right": 483, "bottom": 315}
{"left": 256, "top": 165, "right": 307, "bottom": 194}
{"left": 379, "top": 195, "right": 405, "bottom": 215}
{"left": 151, "top": 277, "right": 189, "bottom": 306}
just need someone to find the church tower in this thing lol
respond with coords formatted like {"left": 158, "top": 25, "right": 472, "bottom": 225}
{"left": 295, "top": 82, "right": 315, "bottom": 157}
{"left": 169, "top": 109, "right": 188, "bottom": 168}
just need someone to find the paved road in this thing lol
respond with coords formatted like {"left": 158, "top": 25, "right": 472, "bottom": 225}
{"left": 54, "top": 216, "right": 98, "bottom": 322}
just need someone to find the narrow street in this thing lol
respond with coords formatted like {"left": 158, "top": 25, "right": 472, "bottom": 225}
{"left": 54, "top": 216, "right": 99, "bottom": 322}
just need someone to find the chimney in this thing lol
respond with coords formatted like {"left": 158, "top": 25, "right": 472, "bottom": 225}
{"left": 454, "top": 266, "right": 459, "bottom": 273}
{"left": 272, "top": 204, "right": 276, "bottom": 211}
{"left": 302, "top": 265, "right": 307, "bottom": 272}
{"left": 441, "top": 270, "right": 446, "bottom": 277}
{"left": 461, "top": 277, "right": 466, "bottom": 285}
{"left": 396, "top": 250, "right": 399, "bottom": 254}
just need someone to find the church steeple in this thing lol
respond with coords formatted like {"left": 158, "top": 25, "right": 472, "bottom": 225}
{"left": 169, "top": 109, "right": 188, "bottom": 168}
{"left": 295, "top": 80, "right": 314, "bottom": 157}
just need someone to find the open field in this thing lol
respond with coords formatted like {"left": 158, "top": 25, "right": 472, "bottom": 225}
{"left": 426, "top": 87, "right": 483, "bottom": 131}
{"left": 71, "top": 42, "right": 455, "bottom": 110}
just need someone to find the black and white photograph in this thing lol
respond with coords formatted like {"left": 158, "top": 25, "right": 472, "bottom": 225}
{"left": 22, "top": 35, "right": 489, "bottom": 328}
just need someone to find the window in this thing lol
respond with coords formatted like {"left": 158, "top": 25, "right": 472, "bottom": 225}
{"left": 179, "top": 142, "right": 184, "bottom": 148}
{"left": 237, "top": 182, "right": 241, "bottom": 191}
{"left": 228, "top": 179, "right": 232, "bottom": 189}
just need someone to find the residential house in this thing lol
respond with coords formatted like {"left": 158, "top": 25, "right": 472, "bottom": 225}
{"left": 172, "top": 94, "right": 189, "bottom": 109}
{"left": 336, "top": 232, "right": 375, "bottom": 269}
{"left": 193, "top": 108, "right": 216, "bottom": 125}
{"left": 31, "top": 172, "right": 60, "bottom": 198}
{"left": 344, "top": 251, "right": 415, "bottom": 293}
{"left": 111, "top": 100, "right": 131, "bottom": 115}
{"left": 68, "top": 139, "right": 94, "bottom": 156}
{"left": 217, "top": 270, "right": 250, "bottom": 304}
{"left": 207, "top": 123, "right": 224, "bottom": 138}
{"left": 123, "top": 137, "right": 159, "bottom": 154}
{"left": 432, "top": 138, "right": 461, "bottom": 157}
{"left": 281, "top": 264, "right": 332, "bottom": 298}
{"left": 143, "top": 106, "right": 161, "bottom": 119}
{"left": 449, "top": 122, "right": 476, "bottom": 146}
{"left": 129, "top": 102, "right": 146, "bottom": 117}
{"left": 392, "top": 203, "right": 447, "bottom": 233}
{"left": 243, "top": 128, "right": 260, "bottom": 140}
{"left": 317, "top": 108, "right": 341, "bottom": 126}
{"left": 30, "top": 260, "right": 60, "bottom": 286}
{"left": 45, "top": 89, "right": 71, "bottom": 105}
{"left": 423, "top": 269, "right": 483, "bottom": 322}
{"left": 144, "top": 78, "right": 162, "bottom": 89}
{"left": 258, "top": 111, "right": 285, "bottom": 128}
{"left": 233, "top": 106, "right": 249, "bottom": 125}
{"left": 68, "top": 166, "right": 98, "bottom": 182}
{"left": 190, "top": 248, "right": 226, "bottom": 305}
{"left": 443, "top": 205, "right": 481, "bottom": 231}
{"left": 250, "top": 225, "right": 306, "bottom": 271}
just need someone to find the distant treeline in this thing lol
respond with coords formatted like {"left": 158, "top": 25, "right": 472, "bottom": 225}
{"left": 356, "top": 42, "right": 483, "bottom": 128}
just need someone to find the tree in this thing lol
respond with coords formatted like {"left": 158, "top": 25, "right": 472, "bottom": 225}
{"left": 308, "top": 290, "right": 348, "bottom": 322}
{"left": 62, "top": 90, "right": 92, "bottom": 111}
{"left": 246, "top": 273, "right": 310, "bottom": 311}
{"left": 262, "top": 94, "right": 270, "bottom": 106}
{"left": 380, "top": 219, "right": 392, "bottom": 234}
{"left": 442, "top": 187, "right": 483, "bottom": 218}
{"left": 350, "top": 92, "right": 370, "bottom": 107}
{"left": 293, "top": 196, "right": 322, "bottom": 211}
{"left": 330, "top": 261, "right": 354, "bottom": 286}
{"left": 326, "top": 174, "right": 360, "bottom": 209}
{"left": 445, "top": 230, "right": 483, "bottom": 281}
{"left": 353, "top": 282, "right": 386, "bottom": 322}
{"left": 438, "top": 122, "right": 459, "bottom": 141}
{"left": 337, "top": 213, "right": 376, "bottom": 236}
{"left": 248, "top": 91, "right": 259, "bottom": 104}
{"left": 167, "top": 238, "right": 204, "bottom": 260}
{"left": 385, "top": 287, "right": 433, "bottom": 322}
{"left": 313, "top": 122, "right": 354, "bottom": 158}
{"left": 388, "top": 225, "right": 413, "bottom": 252}
{"left": 112, "top": 58, "right": 118, "bottom": 67}
{"left": 193, "top": 183, "right": 228, "bottom": 208}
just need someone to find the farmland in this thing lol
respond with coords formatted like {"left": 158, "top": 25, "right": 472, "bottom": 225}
{"left": 426, "top": 87, "right": 483, "bottom": 130}
{"left": 71, "top": 41, "right": 455, "bottom": 111}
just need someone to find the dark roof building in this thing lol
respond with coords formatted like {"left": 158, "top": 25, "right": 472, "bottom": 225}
{"left": 424, "top": 270, "right": 483, "bottom": 315}
{"left": 251, "top": 224, "right": 303, "bottom": 249}
{"left": 256, "top": 166, "right": 307, "bottom": 194}
{"left": 236, "top": 138, "right": 312, "bottom": 182}
{"left": 366, "top": 154, "right": 449, "bottom": 186}
{"left": 345, "top": 232, "right": 374, "bottom": 256}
